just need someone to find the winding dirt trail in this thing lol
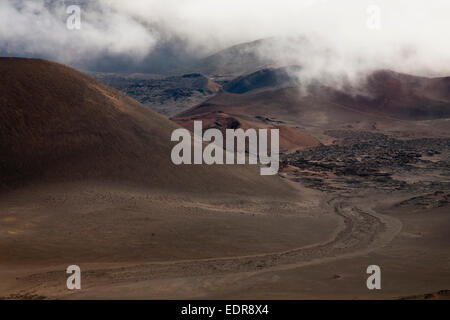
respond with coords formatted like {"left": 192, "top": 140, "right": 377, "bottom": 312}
{"left": 13, "top": 194, "right": 402, "bottom": 298}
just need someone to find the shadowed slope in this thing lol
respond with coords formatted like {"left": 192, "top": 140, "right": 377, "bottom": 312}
{"left": 0, "top": 58, "right": 292, "bottom": 195}
{"left": 175, "top": 69, "right": 450, "bottom": 133}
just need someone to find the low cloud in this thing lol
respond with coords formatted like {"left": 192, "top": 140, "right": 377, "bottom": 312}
{"left": 1, "top": 0, "right": 449, "bottom": 76}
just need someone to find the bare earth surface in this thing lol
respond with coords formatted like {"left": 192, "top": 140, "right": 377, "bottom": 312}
{"left": 1, "top": 58, "right": 449, "bottom": 300}
{"left": 1, "top": 174, "right": 449, "bottom": 299}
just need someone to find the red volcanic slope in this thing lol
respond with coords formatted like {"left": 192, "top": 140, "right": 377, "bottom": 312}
{"left": 174, "top": 69, "right": 450, "bottom": 135}
{"left": 172, "top": 110, "right": 319, "bottom": 152}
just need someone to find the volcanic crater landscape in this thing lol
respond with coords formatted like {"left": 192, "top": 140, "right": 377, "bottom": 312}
{"left": 1, "top": 39, "right": 450, "bottom": 299}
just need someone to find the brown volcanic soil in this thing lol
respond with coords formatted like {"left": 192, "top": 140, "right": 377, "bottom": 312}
{"left": 1, "top": 59, "right": 449, "bottom": 300}
{"left": 0, "top": 58, "right": 292, "bottom": 195}
{"left": 0, "top": 58, "right": 340, "bottom": 299}
{"left": 333, "top": 70, "right": 450, "bottom": 120}
{"left": 174, "top": 68, "right": 450, "bottom": 144}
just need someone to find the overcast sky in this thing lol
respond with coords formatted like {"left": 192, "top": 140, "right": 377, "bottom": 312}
{"left": 1, "top": 0, "right": 449, "bottom": 75}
